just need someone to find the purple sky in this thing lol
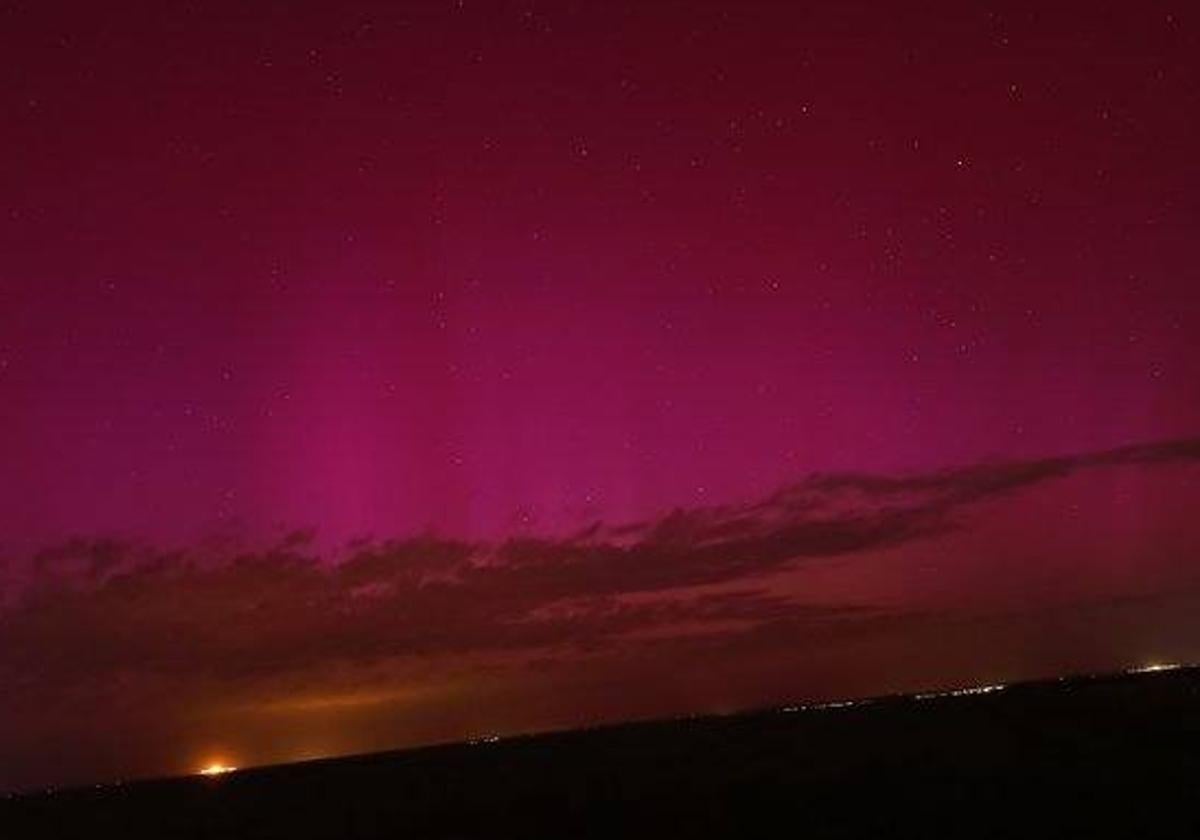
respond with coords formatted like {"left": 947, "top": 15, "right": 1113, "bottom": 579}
{"left": 2, "top": 0, "right": 1199, "bottom": 791}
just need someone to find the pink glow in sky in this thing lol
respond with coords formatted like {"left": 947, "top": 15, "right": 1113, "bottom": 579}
{"left": 2, "top": 0, "right": 1199, "bottom": 790}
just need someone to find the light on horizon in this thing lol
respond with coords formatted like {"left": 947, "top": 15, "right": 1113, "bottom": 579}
{"left": 1128, "top": 662, "right": 1182, "bottom": 674}
{"left": 198, "top": 762, "right": 237, "bottom": 776}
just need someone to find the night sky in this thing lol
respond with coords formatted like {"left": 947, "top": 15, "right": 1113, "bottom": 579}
{"left": 2, "top": 1, "right": 1199, "bottom": 791}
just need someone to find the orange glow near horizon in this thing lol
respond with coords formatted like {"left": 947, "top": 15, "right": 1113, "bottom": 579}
{"left": 198, "top": 762, "right": 237, "bottom": 777}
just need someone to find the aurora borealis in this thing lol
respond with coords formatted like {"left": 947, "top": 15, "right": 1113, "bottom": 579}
{"left": 2, "top": 1, "right": 1199, "bottom": 791}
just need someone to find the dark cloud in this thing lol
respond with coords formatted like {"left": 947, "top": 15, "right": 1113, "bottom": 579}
{"left": 2, "top": 436, "right": 1198, "bottom": 703}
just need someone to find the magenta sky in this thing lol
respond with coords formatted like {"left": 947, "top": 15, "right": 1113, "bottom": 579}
{"left": 2, "top": 1, "right": 1200, "bottom": 791}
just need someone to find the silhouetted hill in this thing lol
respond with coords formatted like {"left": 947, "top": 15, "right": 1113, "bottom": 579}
{"left": 5, "top": 666, "right": 1200, "bottom": 838}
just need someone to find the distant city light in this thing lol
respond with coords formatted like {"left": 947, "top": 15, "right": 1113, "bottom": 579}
{"left": 775, "top": 664, "right": 1198, "bottom": 722}
{"left": 915, "top": 683, "right": 1008, "bottom": 701}
{"left": 814, "top": 699, "right": 859, "bottom": 711}
{"left": 199, "top": 763, "right": 237, "bottom": 776}
{"left": 1128, "top": 662, "right": 1182, "bottom": 675}
{"left": 948, "top": 683, "right": 1007, "bottom": 697}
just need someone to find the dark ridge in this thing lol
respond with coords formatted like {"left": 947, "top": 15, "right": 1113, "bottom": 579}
{"left": 5, "top": 665, "right": 1200, "bottom": 838}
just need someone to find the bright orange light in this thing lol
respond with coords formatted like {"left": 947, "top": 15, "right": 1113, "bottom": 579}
{"left": 198, "top": 762, "right": 237, "bottom": 776}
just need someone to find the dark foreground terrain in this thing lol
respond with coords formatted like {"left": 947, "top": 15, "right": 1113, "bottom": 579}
{"left": 5, "top": 667, "right": 1200, "bottom": 839}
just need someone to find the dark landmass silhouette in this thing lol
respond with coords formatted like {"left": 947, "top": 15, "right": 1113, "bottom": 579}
{"left": 5, "top": 665, "right": 1200, "bottom": 839}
